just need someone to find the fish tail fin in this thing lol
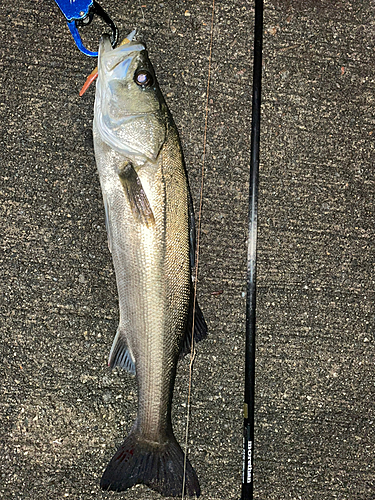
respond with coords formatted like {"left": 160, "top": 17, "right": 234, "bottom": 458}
{"left": 100, "top": 428, "right": 200, "bottom": 497}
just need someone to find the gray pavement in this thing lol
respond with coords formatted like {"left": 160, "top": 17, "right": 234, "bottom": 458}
{"left": 1, "top": 0, "right": 374, "bottom": 499}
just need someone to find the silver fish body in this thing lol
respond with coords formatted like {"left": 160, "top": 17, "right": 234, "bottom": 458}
{"left": 93, "top": 35, "right": 206, "bottom": 497}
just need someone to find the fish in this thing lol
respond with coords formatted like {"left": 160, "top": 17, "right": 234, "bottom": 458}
{"left": 92, "top": 33, "right": 207, "bottom": 497}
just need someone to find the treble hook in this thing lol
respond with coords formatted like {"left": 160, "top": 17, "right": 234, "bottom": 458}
{"left": 54, "top": 0, "right": 119, "bottom": 57}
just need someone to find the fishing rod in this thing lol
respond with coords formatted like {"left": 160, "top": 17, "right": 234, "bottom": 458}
{"left": 241, "top": 0, "right": 263, "bottom": 499}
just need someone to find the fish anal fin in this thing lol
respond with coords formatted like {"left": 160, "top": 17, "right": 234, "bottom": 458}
{"left": 108, "top": 328, "right": 136, "bottom": 375}
{"left": 118, "top": 162, "right": 155, "bottom": 227}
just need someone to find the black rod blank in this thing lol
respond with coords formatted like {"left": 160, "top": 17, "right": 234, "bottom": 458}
{"left": 241, "top": 1, "right": 263, "bottom": 499}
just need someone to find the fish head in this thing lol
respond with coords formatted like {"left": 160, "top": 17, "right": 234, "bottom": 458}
{"left": 94, "top": 35, "right": 167, "bottom": 163}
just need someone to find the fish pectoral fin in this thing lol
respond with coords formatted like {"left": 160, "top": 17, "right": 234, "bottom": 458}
{"left": 118, "top": 162, "right": 155, "bottom": 227}
{"left": 181, "top": 298, "right": 208, "bottom": 357}
{"left": 103, "top": 192, "right": 113, "bottom": 254}
{"left": 108, "top": 328, "right": 136, "bottom": 375}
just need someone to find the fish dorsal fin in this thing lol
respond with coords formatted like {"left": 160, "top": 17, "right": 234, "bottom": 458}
{"left": 181, "top": 299, "right": 208, "bottom": 357}
{"left": 188, "top": 191, "right": 197, "bottom": 273}
{"left": 180, "top": 188, "right": 207, "bottom": 356}
{"left": 118, "top": 163, "right": 155, "bottom": 227}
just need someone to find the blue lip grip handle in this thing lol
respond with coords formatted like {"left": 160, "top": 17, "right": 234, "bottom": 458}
{"left": 67, "top": 20, "right": 98, "bottom": 57}
{"left": 54, "top": 0, "right": 93, "bottom": 22}
{"left": 54, "top": 0, "right": 118, "bottom": 57}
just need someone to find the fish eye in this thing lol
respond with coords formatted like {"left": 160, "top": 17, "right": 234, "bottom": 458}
{"left": 134, "top": 70, "right": 154, "bottom": 88}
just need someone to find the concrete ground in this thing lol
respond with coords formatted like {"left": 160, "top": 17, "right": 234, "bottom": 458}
{"left": 1, "top": 0, "right": 374, "bottom": 499}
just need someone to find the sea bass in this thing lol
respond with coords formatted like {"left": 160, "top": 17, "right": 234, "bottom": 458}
{"left": 93, "top": 34, "right": 207, "bottom": 497}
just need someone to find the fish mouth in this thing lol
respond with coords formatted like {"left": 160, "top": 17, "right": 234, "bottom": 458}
{"left": 99, "top": 33, "right": 146, "bottom": 76}
{"left": 80, "top": 31, "right": 140, "bottom": 96}
{"left": 100, "top": 29, "right": 138, "bottom": 52}
{"left": 100, "top": 33, "right": 113, "bottom": 54}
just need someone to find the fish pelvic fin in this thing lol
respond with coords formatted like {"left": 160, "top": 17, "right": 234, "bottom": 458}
{"left": 100, "top": 428, "right": 201, "bottom": 497}
{"left": 108, "top": 328, "right": 136, "bottom": 375}
{"left": 181, "top": 299, "right": 208, "bottom": 357}
{"left": 118, "top": 162, "right": 155, "bottom": 227}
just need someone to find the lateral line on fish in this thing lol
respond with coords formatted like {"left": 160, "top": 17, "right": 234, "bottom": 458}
{"left": 182, "top": 0, "right": 216, "bottom": 498}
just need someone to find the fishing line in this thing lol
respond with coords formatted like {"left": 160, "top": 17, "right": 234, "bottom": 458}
{"left": 182, "top": 0, "right": 215, "bottom": 498}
